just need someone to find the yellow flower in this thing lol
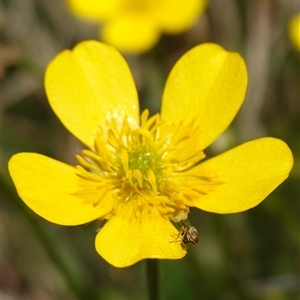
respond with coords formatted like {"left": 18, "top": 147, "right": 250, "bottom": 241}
{"left": 288, "top": 13, "right": 300, "bottom": 51}
{"left": 8, "top": 41, "right": 293, "bottom": 268}
{"left": 66, "top": 0, "right": 207, "bottom": 53}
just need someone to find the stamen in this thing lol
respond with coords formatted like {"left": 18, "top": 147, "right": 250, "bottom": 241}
{"left": 121, "top": 149, "right": 129, "bottom": 172}
{"left": 147, "top": 169, "right": 157, "bottom": 196}
{"left": 76, "top": 165, "right": 102, "bottom": 181}
{"left": 76, "top": 154, "right": 100, "bottom": 171}
{"left": 133, "top": 169, "right": 143, "bottom": 188}
{"left": 160, "top": 207, "right": 175, "bottom": 214}
{"left": 141, "top": 109, "right": 149, "bottom": 128}
{"left": 107, "top": 129, "right": 121, "bottom": 149}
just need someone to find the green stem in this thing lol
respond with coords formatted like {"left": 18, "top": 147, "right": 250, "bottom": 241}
{"left": 146, "top": 259, "right": 159, "bottom": 300}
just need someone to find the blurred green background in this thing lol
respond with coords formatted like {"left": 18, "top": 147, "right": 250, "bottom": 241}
{"left": 1, "top": 0, "right": 299, "bottom": 299}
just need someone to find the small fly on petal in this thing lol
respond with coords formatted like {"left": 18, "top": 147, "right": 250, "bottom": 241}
{"left": 170, "top": 224, "right": 199, "bottom": 251}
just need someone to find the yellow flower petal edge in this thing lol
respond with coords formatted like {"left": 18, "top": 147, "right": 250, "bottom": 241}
{"left": 191, "top": 138, "right": 293, "bottom": 213}
{"left": 66, "top": 0, "right": 116, "bottom": 21}
{"left": 159, "top": 0, "right": 207, "bottom": 33}
{"left": 45, "top": 40, "right": 139, "bottom": 149}
{"left": 288, "top": 13, "right": 300, "bottom": 51}
{"left": 101, "top": 16, "right": 160, "bottom": 54}
{"left": 8, "top": 153, "right": 111, "bottom": 225}
{"left": 95, "top": 204, "right": 186, "bottom": 268}
{"left": 161, "top": 43, "right": 247, "bottom": 150}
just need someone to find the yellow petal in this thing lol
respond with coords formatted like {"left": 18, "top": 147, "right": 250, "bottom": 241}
{"left": 159, "top": 0, "right": 207, "bottom": 33}
{"left": 95, "top": 204, "right": 186, "bottom": 267}
{"left": 288, "top": 13, "right": 300, "bottom": 51}
{"left": 101, "top": 17, "right": 160, "bottom": 53}
{"left": 161, "top": 43, "right": 247, "bottom": 150}
{"left": 191, "top": 138, "right": 293, "bottom": 213}
{"left": 66, "top": 0, "right": 116, "bottom": 21}
{"left": 8, "top": 153, "right": 108, "bottom": 225}
{"left": 45, "top": 40, "right": 139, "bottom": 149}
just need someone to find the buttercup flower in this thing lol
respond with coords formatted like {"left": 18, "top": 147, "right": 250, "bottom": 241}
{"left": 8, "top": 41, "right": 293, "bottom": 268}
{"left": 66, "top": 0, "right": 207, "bottom": 53}
{"left": 288, "top": 13, "right": 300, "bottom": 51}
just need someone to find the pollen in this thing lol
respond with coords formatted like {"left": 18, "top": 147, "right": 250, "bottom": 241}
{"left": 75, "top": 109, "right": 218, "bottom": 222}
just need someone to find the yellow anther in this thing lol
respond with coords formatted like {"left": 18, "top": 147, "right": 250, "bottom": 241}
{"left": 141, "top": 109, "right": 150, "bottom": 128}
{"left": 160, "top": 207, "right": 175, "bottom": 215}
{"left": 108, "top": 129, "right": 120, "bottom": 148}
{"left": 75, "top": 154, "right": 99, "bottom": 171}
{"left": 133, "top": 169, "right": 143, "bottom": 188}
{"left": 121, "top": 149, "right": 129, "bottom": 172}
{"left": 147, "top": 169, "right": 157, "bottom": 196}
{"left": 123, "top": 170, "right": 132, "bottom": 182}
{"left": 76, "top": 165, "right": 102, "bottom": 181}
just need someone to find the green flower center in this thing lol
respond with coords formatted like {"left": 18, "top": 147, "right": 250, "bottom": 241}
{"left": 128, "top": 146, "right": 159, "bottom": 178}
{"left": 119, "top": 128, "right": 162, "bottom": 195}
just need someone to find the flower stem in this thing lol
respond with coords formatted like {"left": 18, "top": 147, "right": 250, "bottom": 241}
{"left": 146, "top": 259, "right": 160, "bottom": 300}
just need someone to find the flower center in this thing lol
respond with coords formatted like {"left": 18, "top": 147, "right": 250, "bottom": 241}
{"left": 119, "top": 124, "right": 163, "bottom": 196}
{"left": 128, "top": 145, "right": 158, "bottom": 176}
{"left": 75, "top": 110, "right": 217, "bottom": 221}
